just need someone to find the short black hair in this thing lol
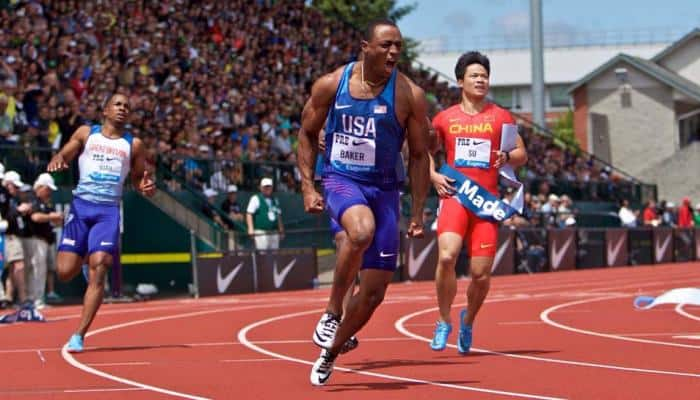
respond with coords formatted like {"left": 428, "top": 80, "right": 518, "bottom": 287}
{"left": 101, "top": 92, "right": 129, "bottom": 110}
{"left": 454, "top": 51, "right": 490, "bottom": 80}
{"left": 364, "top": 19, "right": 399, "bottom": 41}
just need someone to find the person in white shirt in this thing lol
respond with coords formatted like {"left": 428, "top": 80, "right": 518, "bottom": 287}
{"left": 618, "top": 198, "right": 638, "bottom": 227}
{"left": 246, "top": 178, "right": 284, "bottom": 249}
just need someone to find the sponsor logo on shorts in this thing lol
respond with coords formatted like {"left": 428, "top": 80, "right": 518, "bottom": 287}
{"left": 62, "top": 238, "right": 76, "bottom": 246}
{"left": 479, "top": 243, "right": 495, "bottom": 249}
{"left": 379, "top": 251, "right": 395, "bottom": 258}
{"left": 100, "top": 241, "right": 113, "bottom": 246}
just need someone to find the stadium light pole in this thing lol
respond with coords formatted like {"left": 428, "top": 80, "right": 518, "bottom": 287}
{"left": 530, "top": 0, "right": 546, "bottom": 130}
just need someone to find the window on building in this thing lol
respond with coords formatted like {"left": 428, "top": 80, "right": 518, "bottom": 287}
{"left": 549, "top": 85, "right": 570, "bottom": 108}
{"left": 491, "top": 87, "right": 513, "bottom": 109}
{"left": 679, "top": 111, "right": 700, "bottom": 148}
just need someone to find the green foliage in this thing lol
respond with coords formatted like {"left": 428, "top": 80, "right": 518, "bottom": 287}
{"left": 311, "top": 0, "right": 418, "bottom": 63}
{"left": 551, "top": 110, "right": 580, "bottom": 154}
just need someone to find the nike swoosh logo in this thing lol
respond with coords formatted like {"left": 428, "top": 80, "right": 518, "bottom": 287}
{"left": 480, "top": 243, "right": 494, "bottom": 249}
{"left": 379, "top": 251, "right": 395, "bottom": 258}
{"left": 217, "top": 262, "right": 244, "bottom": 293}
{"left": 318, "top": 373, "right": 331, "bottom": 384}
{"left": 654, "top": 233, "right": 672, "bottom": 262}
{"left": 352, "top": 140, "right": 368, "bottom": 146}
{"left": 550, "top": 235, "right": 574, "bottom": 270}
{"left": 273, "top": 259, "right": 297, "bottom": 289}
{"left": 100, "top": 241, "right": 113, "bottom": 246}
{"left": 606, "top": 234, "right": 626, "bottom": 266}
{"left": 491, "top": 237, "right": 511, "bottom": 273}
{"left": 335, "top": 104, "right": 352, "bottom": 109}
{"left": 473, "top": 141, "right": 485, "bottom": 145}
{"left": 408, "top": 238, "right": 436, "bottom": 278}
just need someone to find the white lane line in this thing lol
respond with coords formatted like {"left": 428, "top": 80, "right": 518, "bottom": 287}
{"left": 498, "top": 321, "right": 544, "bottom": 326}
{"left": 61, "top": 302, "right": 302, "bottom": 400}
{"left": 608, "top": 332, "right": 700, "bottom": 337}
{"left": 676, "top": 304, "right": 700, "bottom": 322}
{"left": 673, "top": 336, "right": 700, "bottom": 340}
{"left": 238, "top": 307, "right": 564, "bottom": 400}
{"left": 1, "top": 337, "right": 415, "bottom": 355}
{"left": 87, "top": 362, "right": 152, "bottom": 367}
{"left": 541, "top": 296, "right": 700, "bottom": 350}
{"left": 396, "top": 303, "right": 700, "bottom": 379}
{"left": 37, "top": 350, "right": 46, "bottom": 363}
{"left": 64, "top": 388, "right": 146, "bottom": 393}
{"left": 220, "top": 358, "right": 280, "bottom": 363}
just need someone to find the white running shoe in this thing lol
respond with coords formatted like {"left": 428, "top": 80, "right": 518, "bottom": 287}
{"left": 310, "top": 349, "right": 336, "bottom": 386}
{"left": 312, "top": 312, "right": 340, "bottom": 349}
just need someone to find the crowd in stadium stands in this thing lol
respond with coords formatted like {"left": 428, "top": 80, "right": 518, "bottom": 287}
{"left": 0, "top": 0, "right": 697, "bottom": 238}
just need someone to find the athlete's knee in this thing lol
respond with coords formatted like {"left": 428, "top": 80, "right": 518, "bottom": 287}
{"left": 90, "top": 252, "right": 113, "bottom": 268}
{"left": 438, "top": 251, "right": 459, "bottom": 268}
{"left": 470, "top": 269, "right": 491, "bottom": 285}
{"left": 346, "top": 224, "right": 375, "bottom": 250}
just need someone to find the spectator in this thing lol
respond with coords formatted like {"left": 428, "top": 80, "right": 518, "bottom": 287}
{"left": 618, "top": 198, "right": 639, "bottom": 227}
{"left": 209, "top": 163, "right": 232, "bottom": 193}
{"left": 557, "top": 194, "right": 576, "bottom": 227}
{"left": 661, "top": 201, "right": 677, "bottom": 227}
{"left": 677, "top": 197, "right": 694, "bottom": 228}
{"left": 246, "top": 177, "right": 284, "bottom": 250}
{"left": 2, "top": 170, "right": 31, "bottom": 306}
{"left": 643, "top": 200, "right": 660, "bottom": 227}
{"left": 694, "top": 203, "right": 700, "bottom": 227}
{"left": 202, "top": 188, "right": 226, "bottom": 229}
{"left": 541, "top": 193, "right": 560, "bottom": 227}
{"left": 220, "top": 184, "right": 244, "bottom": 230}
{"left": 28, "top": 173, "right": 62, "bottom": 308}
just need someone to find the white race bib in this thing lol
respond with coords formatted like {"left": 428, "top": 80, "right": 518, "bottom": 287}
{"left": 330, "top": 132, "right": 376, "bottom": 170}
{"left": 454, "top": 137, "right": 491, "bottom": 169}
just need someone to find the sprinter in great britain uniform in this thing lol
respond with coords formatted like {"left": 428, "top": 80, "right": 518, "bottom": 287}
{"left": 428, "top": 52, "right": 528, "bottom": 354}
{"left": 47, "top": 93, "right": 155, "bottom": 353}
{"left": 297, "top": 20, "right": 431, "bottom": 385}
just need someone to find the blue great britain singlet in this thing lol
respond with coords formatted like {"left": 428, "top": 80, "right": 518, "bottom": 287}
{"left": 72, "top": 124, "right": 133, "bottom": 205}
{"left": 322, "top": 62, "right": 404, "bottom": 190}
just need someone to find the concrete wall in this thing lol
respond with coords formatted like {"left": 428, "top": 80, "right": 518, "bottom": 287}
{"left": 638, "top": 141, "right": 700, "bottom": 202}
{"left": 586, "top": 62, "right": 676, "bottom": 175}
{"left": 657, "top": 37, "right": 700, "bottom": 83}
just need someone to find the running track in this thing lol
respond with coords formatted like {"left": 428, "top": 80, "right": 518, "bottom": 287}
{"left": 1, "top": 262, "right": 699, "bottom": 399}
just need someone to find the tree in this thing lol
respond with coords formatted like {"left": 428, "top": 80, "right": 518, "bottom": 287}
{"left": 311, "top": 0, "right": 418, "bottom": 62}
{"left": 551, "top": 110, "right": 579, "bottom": 154}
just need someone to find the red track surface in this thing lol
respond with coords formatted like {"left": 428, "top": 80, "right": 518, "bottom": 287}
{"left": 2, "top": 262, "right": 700, "bottom": 399}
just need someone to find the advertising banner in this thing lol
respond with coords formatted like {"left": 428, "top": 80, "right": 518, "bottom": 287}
{"left": 577, "top": 228, "right": 606, "bottom": 269}
{"left": 605, "top": 228, "right": 629, "bottom": 267}
{"left": 628, "top": 228, "right": 653, "bottom": 265}
{"left": 548, "top": 228, "right": 577, "bottom": 271}
{"left": 255, "top": 248, "right": 318, "bottom": 292}
{"left": 673, "top": 229, "right": 694, "bottom": 262}
{"left": 653, "top": 227, "right": 674, "bottom": 264}
{"left": 196, "top": 251, "right": 255, "bottom": 296}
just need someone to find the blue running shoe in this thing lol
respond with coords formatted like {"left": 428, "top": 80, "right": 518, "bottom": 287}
{"left": 430, "top": 321, "right": 452, "bottom": 351}
{"left": 66, "top": 334, "right": 84, "bottom": 353}
{"left": 457, "top": 309, "right": 472, "bottom": 354}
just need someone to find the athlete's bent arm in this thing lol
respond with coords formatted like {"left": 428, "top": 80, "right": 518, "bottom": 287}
{"left": 297, "top": 73, "right": 337, "bottom": 213}
{"left": 405, "top": 83, "right": 431, "bottom": 237}
{"left": 47, "top": 125, "right": 89, "bottom": 172}
{"left": 494, "top": 134, "right": 527, "bottom": 169}
{"left": 130, "top": 138, "right": 155, "bottom": 197}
